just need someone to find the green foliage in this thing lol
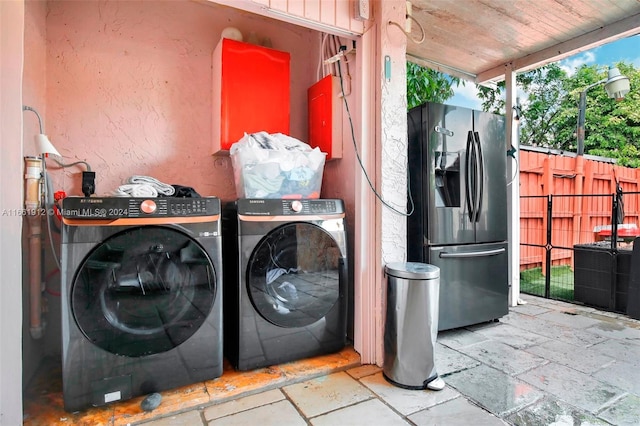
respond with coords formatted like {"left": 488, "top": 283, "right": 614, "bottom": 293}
{"left": 520, "top": 265, "right": 574, "bottom": 300}
{"left": 406, "top": 58, "right": 640, "bottom": 167}
{"left": 476, "top": 62, "right": 640, "bottom": 167}
{"left": 406, "top": 62, "right": 460, "bottom": 108}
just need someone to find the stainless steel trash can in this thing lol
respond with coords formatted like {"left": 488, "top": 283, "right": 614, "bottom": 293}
{"left": 383, "top": 262, "right": 444, "bottom": 390}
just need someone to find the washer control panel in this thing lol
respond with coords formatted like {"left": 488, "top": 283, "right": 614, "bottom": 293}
{"left": 237, "top": 198, "right": 344, "bottom": 216}
{"left": 62, "top": 197, "right": 220, "bottom": 219}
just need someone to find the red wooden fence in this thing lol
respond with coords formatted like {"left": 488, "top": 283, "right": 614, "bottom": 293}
{"left": 519, "top": 147, "right": 640, "bottom": 271}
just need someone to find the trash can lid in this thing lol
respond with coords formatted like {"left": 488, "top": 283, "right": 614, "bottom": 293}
{"left": 384, "top": 262, "right": 440, "bottom": 279}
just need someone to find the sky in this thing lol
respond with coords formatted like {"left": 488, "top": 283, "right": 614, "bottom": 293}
{"left": 447, "top": 34, "right": 640, "bottom": 110}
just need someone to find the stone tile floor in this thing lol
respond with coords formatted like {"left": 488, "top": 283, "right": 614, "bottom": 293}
{"left": 24, "top": 294, "right": 640, "bottom": 425}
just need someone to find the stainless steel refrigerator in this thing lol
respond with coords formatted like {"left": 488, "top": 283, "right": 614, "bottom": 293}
{"left": 407, "top": 102, "right": 508, "bottom": 331}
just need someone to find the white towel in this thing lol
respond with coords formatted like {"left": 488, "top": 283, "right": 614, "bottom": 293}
{"left": 126, "top": 175, "right": 175, "bottom": 196}
{"left": 112, "top": 184, "right": 158, "bottom": 198}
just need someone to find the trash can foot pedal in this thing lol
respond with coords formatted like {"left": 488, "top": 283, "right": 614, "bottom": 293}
{"left": 426, "top": 376, "right": 445, "bottom": 391}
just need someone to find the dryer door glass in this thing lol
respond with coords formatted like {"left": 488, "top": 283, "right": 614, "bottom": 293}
{"left": 71, "top": 226, "right": 216, "bottom": 357}
{"left": 247, "top": 222, "right": 342, "bottom": 328}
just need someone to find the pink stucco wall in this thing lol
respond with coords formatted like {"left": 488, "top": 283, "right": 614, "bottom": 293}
{"left": 23, "top": 0, "right": 47, "bottom": 143}
{"left": 21, "top": 0, "right": 361, "bottom": 374}
{"left": 40, "top": 0, "right": 319, "bottom": 200}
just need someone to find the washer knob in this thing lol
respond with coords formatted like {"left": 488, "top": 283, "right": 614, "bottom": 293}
{"left": 290, "top": 200, "right": 303, "bottom": 213}
{"left": 140, "top": 199, "right": 157, "bottom": 214}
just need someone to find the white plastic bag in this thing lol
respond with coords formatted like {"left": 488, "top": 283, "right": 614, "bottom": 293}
{"left": 230, "top": 132, "right": 326, "bottom": 198}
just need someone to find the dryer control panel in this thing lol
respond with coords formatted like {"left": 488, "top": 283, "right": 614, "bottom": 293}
{"left": 237, "top": 198, "right": 345, "bottom": 216}
{"left": 62, "top": 196, "right": 220, "bottom": 219}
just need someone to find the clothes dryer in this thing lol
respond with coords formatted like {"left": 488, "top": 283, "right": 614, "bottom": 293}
{"left": 223, "top": 198, "right": 348, "bottom": 371}
{"left": 60, "top": 196, "right": 223, "bottom": 412}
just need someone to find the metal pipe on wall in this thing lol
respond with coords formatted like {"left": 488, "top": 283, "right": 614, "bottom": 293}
{"left": 573, "top": 155, "right": 585, "bottom": 246}
{"left": 576, "top": 90, "right": 588, "bottom": 156}
{"left": 25, "top": 156, "right": 45, "bottom": 339}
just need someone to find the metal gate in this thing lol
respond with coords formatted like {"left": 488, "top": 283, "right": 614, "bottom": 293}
{"left": 520, "top": 191, "right": 638, "bottom": 313}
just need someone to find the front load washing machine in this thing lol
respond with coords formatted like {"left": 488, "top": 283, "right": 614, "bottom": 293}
{"left": 60, "top": 196, "right": 223, "bottom": 412}
{"left": 222, "top": 198, "right": 348, "bottom": 371}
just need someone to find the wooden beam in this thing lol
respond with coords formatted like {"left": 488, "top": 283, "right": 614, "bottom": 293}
{"left": 477, "top": 13, "right": 640, "bottom": 83}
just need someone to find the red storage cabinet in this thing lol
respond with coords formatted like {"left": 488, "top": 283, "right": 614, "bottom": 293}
{"left": 308, "top": 75, "right": 343, "bottom": 160}
{"left": 212, "top": 39, "right": 290, "bottom": 155}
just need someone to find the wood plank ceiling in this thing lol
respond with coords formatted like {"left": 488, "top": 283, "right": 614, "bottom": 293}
{"left": 405, "top": 0, "right": 640, "bottom": 83}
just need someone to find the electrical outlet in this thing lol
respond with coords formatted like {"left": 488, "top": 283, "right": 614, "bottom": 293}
{"left": 405, "top": 1, "right": 412, "bottom": 33}
{"left": 353, "top": 0, "right": 370, "bottom": 21}
{"left": 82, "top": 171, "right": 96, "bottom": 197}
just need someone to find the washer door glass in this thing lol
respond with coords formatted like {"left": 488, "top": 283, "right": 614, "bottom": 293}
{"left": 72, "top": 226, "right": 216, "bottom": 357}
{"left": 247, "top": 223, "right": 342, "bottom": 328}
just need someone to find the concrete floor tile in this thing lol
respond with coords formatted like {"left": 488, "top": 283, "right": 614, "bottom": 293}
{"left": 593, "top": 360, "right": 640, "bottom": 394}
{"left": 471, "top": 322, "right": 550, "bottom": 349}
{"left": 445, "top": 364, "right": 544, "bottom": 416}
{"left": 137, "top": 410, "right": 205, "bottom": 425}
{"left": 525, "top": 340, "right": 616, "bottom": 374}
{"left": 593, "top": 310, "right": 622, "bottom": 319}
{"left": 590, "top": 338, "right": 640, "bottom": 366}
{"left": 203, "top": 389, "right": 285, "bottom": 421}
{"left": 517, "top": 362, "right": 626, "bottom": 414}
{"left": 509, "top": 303, "right": 552, "bottom": 316}
{"left": 458, "top": 340, "right": 547, "bottom": 375}
{"left": 541, "top": 298, "right": 584, "bottom": 311}
{"left": 492, "top": 311, "right": 536, "bottom": 328}
{"left": 408, "top": 396, "right": 507, "bottom": 426}
{"left": 598, "top": 393, "right": 640, "bottom": 426}
{"left": 207, "top": 400, "right": 305, "bottom": 426}
{"left": 505, "top": 396, "right": 609, "bottom": 426}
{"left": 538, "top": 297, "right": 580, "bottom": 310}
{"left": 435, "top": 343, "right": 481, "bottom": 376}
{"left": 437, "top": 328, "right": 490, "bottom": 349}
{"left": 586, "top": 320, "right": 640, "bottom": 340}
{"left": 359, "top": 372, "right": 459, "bottom": 416}
{"left": 500, "top": 311, "right": 607, "bottom": 348}
{"left": 538, "top": 311, "right": 603, "bottom": 329}
{"left": 310, "top": 398, "right": 409, "bottom": 426}
{"left": 464, "top": 321, "right": 503, "bottom": 333}
{"left": 282, "top": 371, "right": 373, "bottom": 418}
{"left": 346, "top": 364, "right": 381, "bottom": 379}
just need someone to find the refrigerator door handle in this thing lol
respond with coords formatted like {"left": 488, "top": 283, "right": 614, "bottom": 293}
{"left": 435, "top": 126, "right": 454, "bottom": 137}
{"left": 471, "top": 132, "right": 479, "bottom": 222}
{"left": 439, "top": 247, "right": 506, "bottom": 258}
{"left": 473, "top": 131, "right": 484, "bottom": 222}
{"left": 465, "top": 131, "right": 474, "bottom": 221}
